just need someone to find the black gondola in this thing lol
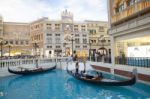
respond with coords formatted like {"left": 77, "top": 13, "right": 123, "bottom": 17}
{"left": 8, "top": 65, "right": 56, "bottom": 75}
{"left": 66, "top": 67, "right": 137, "bottom": 86}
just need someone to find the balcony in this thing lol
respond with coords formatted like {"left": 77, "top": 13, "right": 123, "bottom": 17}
{"left": 91, "top": 42, "right": 110, "bottom": 46}
{"left": 111, "top": 0, "right": 150, "bottom": 25}
{"left": 109, "top": 12, "right": 150, "bottom": 35}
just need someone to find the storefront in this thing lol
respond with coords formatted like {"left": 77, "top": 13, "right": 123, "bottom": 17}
{"left": 115, "top": 36, "right": 150, "bottom": 66}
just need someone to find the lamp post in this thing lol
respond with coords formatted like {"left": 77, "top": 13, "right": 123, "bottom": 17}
{"left": 89, "top": 40, "right": 92, "bottom": 61}
{"left": 0, "top": 38, "right": 7, "bottom": 57}
{"left": 71, "top": 39, "right": 74, "bottom": 56}
{"left": 7, "top": 44, "right": 12, "bottom": 57}
{"left": 70, "top": 34, "right": 74, "bottom": 57}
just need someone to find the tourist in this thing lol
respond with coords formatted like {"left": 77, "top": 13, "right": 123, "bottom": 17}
{"left": 92, "top": 72, "right": 102, "bottom": 80}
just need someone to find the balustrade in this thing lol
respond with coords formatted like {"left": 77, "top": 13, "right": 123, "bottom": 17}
{"left": 111, "top": 1, "right": 150, "bottom": 24}
{"left": 0, "top": 57, "right": 69, "bottom": 68}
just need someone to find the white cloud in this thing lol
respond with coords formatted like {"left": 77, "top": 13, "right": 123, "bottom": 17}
{"left": 0, "top": 0, "right": 108, "bottom": 22}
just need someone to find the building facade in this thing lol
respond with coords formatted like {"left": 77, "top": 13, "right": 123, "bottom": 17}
{"left": 85, "top": 20, "right": 110, "bottom": 58}
{"left": 0, "top": 16, "right": 3, "bottom": 37}
{"left": 30, "top": 10, "right": 89, "bottom": 58}
{"left": 108, "top": 0, "right": 150, "bottom": 65}
{"left": 0, "top": 20, "right": 30, "bottom": 56}
{"left": 0, "top": 10, "right": 110, "bottom": 58}
{"left": 90, "top": 0, "right": 150, "bottom": 83}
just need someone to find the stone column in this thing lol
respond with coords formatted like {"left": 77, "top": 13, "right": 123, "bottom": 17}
{"left": 110, "top": 36, "right": 115, "bottom": 74}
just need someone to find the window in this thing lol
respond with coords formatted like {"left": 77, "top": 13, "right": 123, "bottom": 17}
{"left": 26, "top": 41, "right": 29, "bottom": 45}
{"left": 55, "top": 27, "right": 60, "bottom": 30}
{"left": 88, "top": 29, "right": 96, "bottom": 35}
{"left": 91, "top": 40, "right": 96, "bottom": 44}
{"left": 82, "top": 29, "right": 86, "bottom": 31}
{"left": 74, "top": 25, "right": 78, "bottom": 31}
{"left": 10, "top": 41, "right": 13, "bottom": 44}
{"left": 35, "top": 25, "right": 40, "bottom": 29}
{"left": 47, "top": 46, "right": 52, "bottom": 48}
{"left": 83, "top": 39, "right": 87, "bottom": 44}
{"left": 99, "top": 26, "right": 104, "bottom": 32}
{"left": 21, "top": 41, "right": 24, "bottom": 45}
{"left": 118, "top": 3, "right": 125, "bottom": 12}
{"left": 55, "top": 24, "right": 60, "bottom": 30}
{"left": 47, "top": 34, "right": 52, "bottom": 36}
{"left": 75, "top": 34, "right": 79, "bottom": 37}
{"left": 46, "top": 24, "right": 51, "bottom": 29}
{"left": 75, "top": 38, "right": 80, "bottom": 44}
{"left": 47, "top": 24, "right": 51, "bottom": 26}
{"left": 47, "top": 38, "right": 52, "bottom": 44}
{"left": 47, "top": 27, "right": 52, "bottom": 30}
{"left": 82, "top": 34, "right": 87, "bottom": 37}
{"left": 34, "top": 35, "right": 39, "bottom": 40}
{"left": 56, "top": 46, "right": 61, "bottom": 48}
{"left": 129, "top": 0, "right": 135, "bottom": 6}
{"left": 55, "top": 38, "right": 60, "bottom": 44}
{"left": 16, "top": 41, "right": 18, "bottom": 45}
{"left": 81, "top": 25, "right": 86, "bottom": 31}
{"left": 135, "top": 0, "right": 140, "bottom": 3}
{"left": 74, "top": 28, "right": 78, "bottom": 31}
{"left": 74, "top": 25, "right": 78, "bottom": 27}
{"left": 81, "top": 25, "right": 85, "bottom": 27}
{"left": 55, "top": 24, "right": 60, "bottom": 26}
{"left": 55, "top": 34, "right": 60, "bottom": 36}
{"left": 75, "top": 46, "right": 80, "bottom": 48}
{"left": 83, "top": 46, "right": 87, "bottom": 48}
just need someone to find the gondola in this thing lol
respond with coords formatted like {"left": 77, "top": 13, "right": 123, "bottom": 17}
{"left": 66, "top": 67, "right": 137, "bottom": 86}
{"left": 8, "top": 65, "right": 56, "bottom": 75}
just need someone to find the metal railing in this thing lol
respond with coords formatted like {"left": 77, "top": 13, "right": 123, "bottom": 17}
{"left": 115, "top": 57, "right": 150, "bottom": 68}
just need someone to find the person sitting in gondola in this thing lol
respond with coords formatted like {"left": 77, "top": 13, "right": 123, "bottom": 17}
{"left": 92, "top": 75, "right": 102, "bottom": 80}
{"left": 81, "top": 72, "right": 102, "bottom": 81}
{"left": 92, "top": 73, "right": 102, "bottom": 81}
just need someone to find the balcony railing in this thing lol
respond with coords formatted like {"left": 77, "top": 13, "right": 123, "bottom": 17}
{"left": 111, "top": 0, "right": 150, "bottom": 24}
{"left": 115, "top": 57, "right": 150, "bottom": 68}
